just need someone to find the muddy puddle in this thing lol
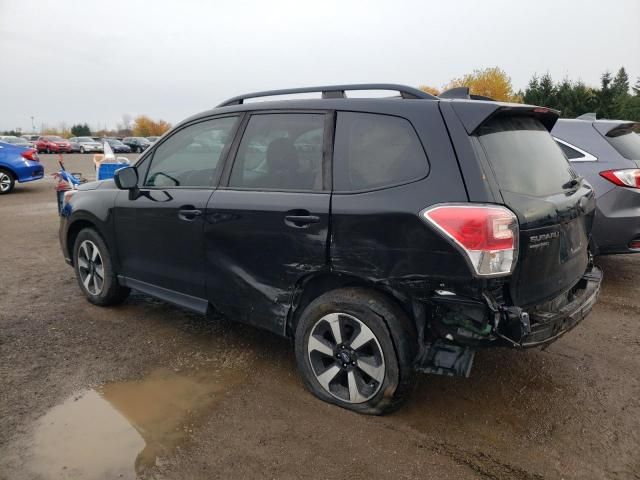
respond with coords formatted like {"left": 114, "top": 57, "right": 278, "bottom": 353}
{"left": 23, "top": 367, "right": 243, "bottom": 479}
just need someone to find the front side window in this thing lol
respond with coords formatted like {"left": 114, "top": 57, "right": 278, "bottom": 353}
{"left": 144, "top": 116, "right": 237, "bottom": 188}
{"left": 229, "top": 113, "right": 325, "bottom": 191}
{"left": 333, "top": 112, "right": 429, "bottom": 191}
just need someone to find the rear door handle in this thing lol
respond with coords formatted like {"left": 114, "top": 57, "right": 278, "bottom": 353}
{"left": 284, "top": 215, "right": 320, "bottom": 228}
{"left": 178, "top": 207, "right": 202, "bottom": 221}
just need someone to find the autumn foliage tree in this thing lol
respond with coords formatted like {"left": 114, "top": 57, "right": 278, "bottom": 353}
{"left": 132, "top": 115, "right": 171, "bottom": 137}
{"left": 418, "top": 85, "right": 440, "bottom": 96}
{"left": 445, "top": 67, "right": 521, "bottom": 102}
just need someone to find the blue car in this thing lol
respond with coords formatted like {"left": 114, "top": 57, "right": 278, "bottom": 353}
{"left": 0, "top": 141, "right": 44, "bottom": 194}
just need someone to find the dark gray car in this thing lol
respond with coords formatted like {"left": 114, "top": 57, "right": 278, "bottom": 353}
{"left": 552, "top": 114, "right": 640, "bottom": 254}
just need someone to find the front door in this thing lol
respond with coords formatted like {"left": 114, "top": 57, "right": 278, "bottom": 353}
{"left": 204, "top": 112, "right": 331, "bottom": 333}
{"left": 113, "top": 116, "right": 240, "bottom": 309}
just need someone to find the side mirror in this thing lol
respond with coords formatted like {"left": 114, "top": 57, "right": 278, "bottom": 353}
{"left": 114, "top": 166, "right": 138, "bottom": 190}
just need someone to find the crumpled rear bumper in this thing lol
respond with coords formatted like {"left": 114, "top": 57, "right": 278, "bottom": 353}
{"left": 415, "top": 267, "right": 602, "bottom": 377}
{"left": 519, "top": 266, "right": 602, "bottom": 347}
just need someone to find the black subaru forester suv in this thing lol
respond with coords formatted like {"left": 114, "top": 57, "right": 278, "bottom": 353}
{"left": 60, "top": 84, "right": 602, "bottom": 414}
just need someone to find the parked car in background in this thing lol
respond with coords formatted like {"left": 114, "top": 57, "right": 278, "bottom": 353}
{"left": 0, "top": 141, "right": 44, "bottom": 194}
{"left": 552, "top": 114, "right": 640, "bottom": 254}
{"left": 35, "top": 136, "right": 72, "bottom": 154}
{"left": 69, "top": 137, "right": 103, "bottom": 154}
{"left": 101, "top": 138, "right": 132, "bottom": 153}
{"left": 146, "top": 136, "right": 160, "bottom": 143}
{"left": 122, "top": 137, "right": 151, "bottom": 153}
{"left": 0, "top": 136, "right": 32, "bottom": 148}
{"left": 60, "top": 84, "right": 601, "bottom": 414}
{"left": 22, "top": 134, "right": 40, "bottom": 143}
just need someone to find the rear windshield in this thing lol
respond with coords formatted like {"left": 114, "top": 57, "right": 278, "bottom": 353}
{"left": 477, "top": 115, "right": 575, "bottom": 196}
{"left": 606, "top": 126, "right": 640, "bottom": 160}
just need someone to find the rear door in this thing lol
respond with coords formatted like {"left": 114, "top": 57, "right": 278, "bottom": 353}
{"left": 204, "top": 111, "right": 331, "bottom": 334}
{"left": 473, "top": 114, "right": 595, "bottom": 306}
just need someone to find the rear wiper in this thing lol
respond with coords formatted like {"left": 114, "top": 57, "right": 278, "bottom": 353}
{"left": 562, "top": 176, "right": 583, "bottom": 190}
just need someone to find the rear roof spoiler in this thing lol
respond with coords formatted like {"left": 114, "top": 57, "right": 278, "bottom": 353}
{"left": 576, "top": 112, "right": 597, "bottom": 121}
{"left": 449, "top": 101, "right": 560, "bottom": 134}
{"left": 593, "top": 120, "right": 640, "bottom": 137}
{"left": 439, "top": 87, "right": 495, "bottom": 101}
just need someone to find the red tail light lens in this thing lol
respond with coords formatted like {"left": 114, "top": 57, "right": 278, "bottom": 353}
{"left": 421, "top": 204, "right": 519, "bottom": 277}
{"left": 599, "top": 169, "right": 640, "bottom": 188}
{"left": 21, "top": 149, "right": 39, "bottom": 162}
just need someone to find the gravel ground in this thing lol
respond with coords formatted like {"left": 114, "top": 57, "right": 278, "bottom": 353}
{"left": 0, "top": 153, "right": 639, "bottom": 479}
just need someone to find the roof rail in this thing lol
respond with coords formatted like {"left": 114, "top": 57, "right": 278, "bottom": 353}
{"left": 576, "top": 112, "right": 597, "bottom": 121}
{"left": 439, "top": 87, "right": 495, "bottom": 101}
{"left": 216, "top": 84, "right": 437, "bottom": 107}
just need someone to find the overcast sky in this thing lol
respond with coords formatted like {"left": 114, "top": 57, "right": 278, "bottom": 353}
{"left": 1, "top": 0, "right": 639, "bottom": 132}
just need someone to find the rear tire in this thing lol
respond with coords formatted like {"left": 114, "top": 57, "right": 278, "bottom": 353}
{"left": 294, "top": 288, "right": 417, "bottom": 415}
{"left": 72, "top": 228, "right": 130, "bottom": 306}
{"left": 0, "top": 168, "right": 15, "bottom": 194}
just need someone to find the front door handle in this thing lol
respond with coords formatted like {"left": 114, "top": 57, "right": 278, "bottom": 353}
{"left": 284, "top": 214, "right": 320, "bottom": 228}
{"left": 178, "top": 207, "right": 202, "bottom": 221}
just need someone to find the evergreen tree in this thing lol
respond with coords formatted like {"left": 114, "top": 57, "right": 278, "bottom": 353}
{"left": 612, "top": 67, "right": 630, "bottom": 96}
{"left": 523, "top": 73, "right": 557, "bottom": 108}
{"left": 596, "top": 72, "right": 616, "bottom": 118}
{"left": 70, "top": 123, "right": 92, "bottom": 137}
{"left": 633, "top": 77, "right": 640, "bottom": 96}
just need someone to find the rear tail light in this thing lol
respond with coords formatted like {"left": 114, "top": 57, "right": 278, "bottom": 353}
{"left": 421, "top": 204, "right": 519, "bottom": 277}
{"left": 21, "top": 149, "right": 39, "bottom": 162}
{"left": 629, "top": 238, "right": 640, "bottom": 250}
{"left": 599, "top": 169, "right": 640, "bottom": 188}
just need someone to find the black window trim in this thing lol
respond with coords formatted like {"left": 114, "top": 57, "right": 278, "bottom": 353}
{"left": 219, "top": 109, "right": 334, "bottom": 194}
{"left": 136, "top": 113, "right": 242, "bottom": 190}
{"left": 331, "top": 109, "right": 431, "bottom": 195}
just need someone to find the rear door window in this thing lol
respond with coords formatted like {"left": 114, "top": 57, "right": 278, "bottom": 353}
{"left": 477, "top": 115, "right": 576, "bottom": 197}
{"left": 228, "top": 113, "right": 325, "bottom": 191}
{"left": 333, "top": 112, "right": 428, "bottom": 191}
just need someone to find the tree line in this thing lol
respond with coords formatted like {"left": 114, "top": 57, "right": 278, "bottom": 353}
{"left": 420, "top": 66, "right": 640, "bottom": 121}
{"left": 3, "top": 115, "right": 172, "bottom": 138}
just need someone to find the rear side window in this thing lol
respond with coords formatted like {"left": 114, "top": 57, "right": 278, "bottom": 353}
{"left": 229, "top": 113, "right": 325, "bottom": 191}
{"left": 606, "top": 126, "right": 640, "bottom": 160}
{"left": 477, "top": 116, "right": 575, "bottom": 197}
{"left": 556, "top": 141, "right": 584, "bottom": 160}
{"left": 333, "top": 112, "right": 428, "bottom": 191}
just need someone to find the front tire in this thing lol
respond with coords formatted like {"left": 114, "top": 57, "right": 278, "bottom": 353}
{"left": 294, "top": 288, "right": 417, "bottom": 415}
{"left": 72, "top": 228, "right": 130, "bottom": 306}
{"left": 0, "top": 169, "right": 15, "bottom": 194}
{"left": 80, "top": 146, "right": 85, "bottom": 153}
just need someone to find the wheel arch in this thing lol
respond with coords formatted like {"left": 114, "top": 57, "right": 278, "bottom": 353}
{"left": 285, "top": 271, "right": 418, "bottom": 340}
{"left": 0, "top": 164, "right": 18, "bottom": 180}
{"left": 66, "top": 215, "right": 111, "bottom": 267}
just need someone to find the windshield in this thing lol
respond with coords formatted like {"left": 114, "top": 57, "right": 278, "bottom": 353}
{"left": 78, "top": 137, "right": 95, "bottom": 142}
{"left": 106, "top": 139, "right": 124, "bottom": 145}
{"left": 48, "top": 136, "right": 64, "bottom": 141}
{"left": 606, "top": 125, "right": 640, "bottom": 160}
{"left": 477, "top": 115, "right": 576, "bottom": 197}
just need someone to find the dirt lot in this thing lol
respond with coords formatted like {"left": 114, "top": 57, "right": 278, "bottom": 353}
{"left": 1, "top": 153, "right": 639, "bottom": 480}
